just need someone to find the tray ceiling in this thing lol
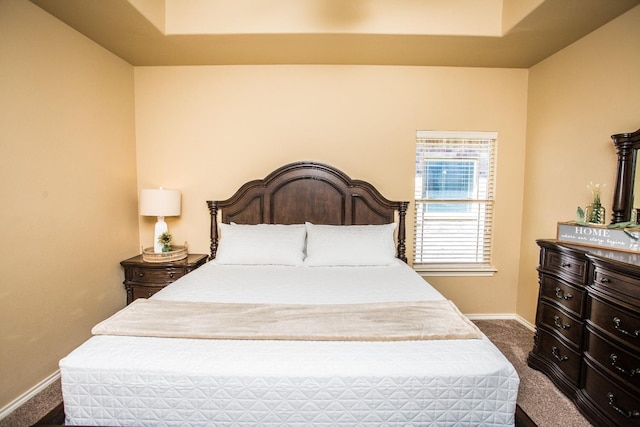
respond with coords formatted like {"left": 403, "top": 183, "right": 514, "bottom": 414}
{"left": 30, "top": 0, "right": 640, "bottom": 67}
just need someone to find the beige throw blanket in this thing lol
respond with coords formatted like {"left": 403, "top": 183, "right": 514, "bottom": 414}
{"left": 92, "top": 299, "right": 482, "bottom": 341}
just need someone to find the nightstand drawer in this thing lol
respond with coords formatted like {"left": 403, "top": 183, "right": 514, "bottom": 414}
{"left": 537, "top": 301, "right": 583, "bottom": 349}
{"left": 129, "top": 267, "right": 185, "bottom": 284}
{"left": 540, "top": 273, "right": 586, "bottom": 317}
{"left": 121, "top": 253, "right": 208, "bottom": 305}
{"left": 131, "top": 285, "right": 164, "bottom": 300}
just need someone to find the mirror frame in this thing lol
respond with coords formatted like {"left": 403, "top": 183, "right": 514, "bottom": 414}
{"left": 611, "top": 128, "right": 640, "bottom": 223}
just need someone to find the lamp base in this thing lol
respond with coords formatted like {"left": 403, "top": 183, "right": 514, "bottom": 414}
{"left": 154, "top": 217, "right": 168, "bottom": 253}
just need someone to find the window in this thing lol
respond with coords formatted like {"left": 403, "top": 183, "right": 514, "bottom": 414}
{"left": 414, "top": 131, "right": 497, "bottom": 275}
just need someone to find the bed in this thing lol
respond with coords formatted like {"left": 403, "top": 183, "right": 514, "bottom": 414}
{"left": 60, "top": 161, "right": 519, "bottom": 426}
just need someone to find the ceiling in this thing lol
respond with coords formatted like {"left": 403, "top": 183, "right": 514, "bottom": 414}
{"left": 30, "top": 0, "right": 640, "bottom": 68}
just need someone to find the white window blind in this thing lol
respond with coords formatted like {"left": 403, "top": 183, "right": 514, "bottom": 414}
{"left": 414, "top": 131, "right": 497, "bottom": 272}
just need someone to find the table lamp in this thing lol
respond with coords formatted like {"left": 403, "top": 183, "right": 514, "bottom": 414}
{"left": 139, "top": 187, "right": 181, "bottom": 253}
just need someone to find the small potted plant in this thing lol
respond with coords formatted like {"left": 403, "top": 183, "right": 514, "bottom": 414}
{"left": 586, "top": 182, "right": 606, "bottom": 224}
{"left": 157, "top": 232, "right": 173, "bottom": 252}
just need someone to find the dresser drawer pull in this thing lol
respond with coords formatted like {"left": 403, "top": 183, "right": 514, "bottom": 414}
{"left": 610, "top": 353, "right": 639, "bottom": 377}
{"left": 561, "top": 262, "right": 571, "bottom": 268}
{"left": 607, "top": 392, "right": 640, "bottom": 419}
{"left": 613, "top": 317, "right": 640, "bottom": 338}
{"left": 599, "top": 276, "right": 611, "bottom": 283}
{"left": 554, "top": 287, "right": 573, "bottom": 300}
{"left": 553, "top": 315, "right": 571, "bottom": 330}
{"left": 138, "top": 272, "right": 144, "bottom": 277}
{"left": 551, "top": 346, "right": 568, "bottom": 362}
{"left": 169, "top": 273, "right": 175, "bottom": 279}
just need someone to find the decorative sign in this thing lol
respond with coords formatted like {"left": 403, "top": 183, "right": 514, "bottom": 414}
{"left": 557, "top": 222, "right": 640, "bottom": 253}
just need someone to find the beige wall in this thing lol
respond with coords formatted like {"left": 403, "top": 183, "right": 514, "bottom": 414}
{"left": 0, "top": 0, "right": 138, "bottom": 410}
{"left": 134, "top": 65, "right": 528, "bottom": 315}
{"left": 517, "top": 5, "right": 640, "bottom": 323}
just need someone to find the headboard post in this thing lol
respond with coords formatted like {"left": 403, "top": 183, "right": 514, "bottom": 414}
{"left": 207, "top": 200, "right": 218, "bottom": 260}
{"left": 397, "top": 201, "right": 408, "bottom": 263}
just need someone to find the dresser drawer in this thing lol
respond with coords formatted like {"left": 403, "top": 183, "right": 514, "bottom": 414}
{"left": 592, "top": 265, "right": 640, "bottom": 304}
{"left": 582, "top": 360, "right": 640, "bottom": 426}
{"left": 542, "top": 248, "right": 589, "bottom": 285}
{"left": 536, "top": 329, "right": 582, "bottom": 385}
{"left": 589, "top": 295, "right": 640, "bottom": 351}
{"left": 537, "top": 301, "right": 584, "bottom": 348}
{"left": 540, "top": 274, "right": 586, "bottom": 317}
{"left": 586, "top": 328, "right": 640, "bottom": 391}
{"left": 128, "top": 267, "right": 185, "bottom": 284}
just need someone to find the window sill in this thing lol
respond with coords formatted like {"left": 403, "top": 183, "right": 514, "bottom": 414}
{"left": 413, "top": 265, "right": 497, "bottom": 277}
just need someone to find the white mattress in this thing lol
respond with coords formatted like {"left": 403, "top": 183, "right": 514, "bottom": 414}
{"left": 60, "top": 261, "right": 519, "bottom": 426}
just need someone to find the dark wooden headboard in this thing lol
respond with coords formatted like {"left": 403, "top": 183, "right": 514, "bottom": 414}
{"left": 207, "top": 161, "right": 409, "bottom": 262}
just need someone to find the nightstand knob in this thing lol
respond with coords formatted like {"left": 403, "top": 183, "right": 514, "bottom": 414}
{"left": 169, "top": 273, "right": 175, "bottom": 278}
{"left": 138, "top": 272, "right": 145, "bottom": 277}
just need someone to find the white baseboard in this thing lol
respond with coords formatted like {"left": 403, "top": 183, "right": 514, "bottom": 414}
{"left": 514, "top": 314, "right": 536, "bottom": 331}
{"left": 0, "top": 370, "right": 60, "bottom": 421}
{"left": 466, "top": 313, "right": 536, "bottom": 331}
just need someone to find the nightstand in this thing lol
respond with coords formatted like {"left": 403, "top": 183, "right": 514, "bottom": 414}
{"left": 120, "top": 253, "right": 208, "bottom": 304}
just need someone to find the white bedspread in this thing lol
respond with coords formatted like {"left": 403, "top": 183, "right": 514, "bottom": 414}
{"left": 60, "top": 261, "right": 519, "bottom": 426}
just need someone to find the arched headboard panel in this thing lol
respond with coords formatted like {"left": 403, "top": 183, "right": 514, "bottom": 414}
{"left": 207, "top": 161, "right": 409, "bottom": 262}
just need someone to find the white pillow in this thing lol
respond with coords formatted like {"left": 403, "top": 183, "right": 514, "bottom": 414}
{"left": 304, "top": 222, "right": 397, "bottom": 266}
{"left": 216, "top": 223, "right": 306, "bottom": 266}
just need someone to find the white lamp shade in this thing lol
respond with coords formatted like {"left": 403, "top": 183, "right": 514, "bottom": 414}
{"left": 139, "top": 188, "right": 181, "bottom": 217}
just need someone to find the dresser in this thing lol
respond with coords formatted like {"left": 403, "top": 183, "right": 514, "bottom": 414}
{"left": 120, "top": 253, "right": 208, "bottom": 304}
{"left": 529, "top": 240, "right": 640, "bottom": 426}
